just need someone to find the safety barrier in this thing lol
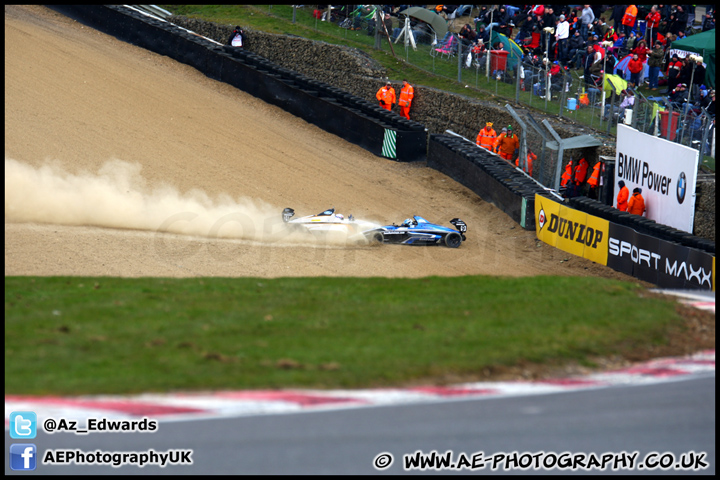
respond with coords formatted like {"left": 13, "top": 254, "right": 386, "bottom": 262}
{"left": 428, "top": 134, "right": 550, "bottom": 231}
{"left": 568, "top": 196, "right": 715, "bottom": 256}
{"left": 47, "top": 5, "right": 427, "bottom": 162}
{"left": 535, "top": 195, "right": 715, "bottom": 290}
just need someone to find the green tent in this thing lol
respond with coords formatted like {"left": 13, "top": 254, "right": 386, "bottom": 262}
{"left": 670, "top": 29, "right": 715, "bottom": 89}
{"left": 490, "top": 30, "right": 524, "bottom": 71}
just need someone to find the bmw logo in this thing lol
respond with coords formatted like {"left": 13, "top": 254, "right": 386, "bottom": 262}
{"left": 676, "top": 172, "right": 687, "bottom": 204}
{"left": 538, "top": 207, "right": 546, "bottom": 230}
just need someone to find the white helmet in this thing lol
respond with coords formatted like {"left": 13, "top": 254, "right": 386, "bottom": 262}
{"left": 403, "top": 218, "right": 414, "bottom": 227}
{"left": 335, "top": 214, "right": 344, "bottom": 220}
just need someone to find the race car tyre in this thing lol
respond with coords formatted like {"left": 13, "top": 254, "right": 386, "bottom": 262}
{"left": 371, "top": 232, "right": 384, "bottom": 244}
{"left": 445, "top": 232, "right": 462, "bottom": 248}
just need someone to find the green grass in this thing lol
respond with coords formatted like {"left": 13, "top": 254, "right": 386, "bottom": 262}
{"left": 5, "top": 276, "right": 682, "bottom": 395}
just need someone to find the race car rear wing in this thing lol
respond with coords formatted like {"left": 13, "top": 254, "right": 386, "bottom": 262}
{"left": 282, "top": 208, "right": 295, "bottom": 223}
{"left": 450, "top": 218, "right": 467, "bottom": 234}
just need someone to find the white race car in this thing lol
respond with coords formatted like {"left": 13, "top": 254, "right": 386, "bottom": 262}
{"left": 281, "top": 207, "right": 380, "bottom": 240}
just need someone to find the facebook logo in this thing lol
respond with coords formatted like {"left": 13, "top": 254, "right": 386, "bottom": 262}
{"left": 9, "top": 411, "right": 37, "bottom": 439}
{"left": 10, "top": 444, "right": 37, "bottom": 471}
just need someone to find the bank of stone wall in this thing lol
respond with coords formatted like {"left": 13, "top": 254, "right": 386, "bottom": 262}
{"left": 170, "top": 16, "right": 715, "bottom": 242}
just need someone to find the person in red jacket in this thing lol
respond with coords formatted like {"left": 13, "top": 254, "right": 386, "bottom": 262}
{"left": 376, "top": 81, "right": 396, "bottom": 111}
{"left": 515, "top": 149, "right": 537, "bottom": 176}
{"left": 645, "top": 6, "right": 661, "bottom": 43}
{"left": 574, "top": 157, "right": 589, "bottom": 185}
{"left": 665, "top": 54, "right": 683, "bottom": 94}
{"left": 627, "top": 53, "right": 644, "bottom": 88}
{"left": 560, "top": 160, "right": 573, "bottom": 187}
{"left": 627, "top": 187, "right": 645, "bottom": 216}
{"left": 586, "top": 160, "right": 603, "bottom": 199}
{"left": 616, "top": 180, "right": 629, "bottom": 211}
{"left": 397, "top": 79, "right": 414, "bottom": 119}
{"left": 476, "top": 122, "right": 497, "bottom": 150}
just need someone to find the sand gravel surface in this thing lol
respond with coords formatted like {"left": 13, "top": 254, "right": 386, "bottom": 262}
{"left": 5, "top": 5, "right": 635, "bottom": 282}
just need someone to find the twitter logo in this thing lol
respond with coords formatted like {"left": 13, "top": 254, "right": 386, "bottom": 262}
{"left": 10, "top": 411, "right": 37, "bottom": 439}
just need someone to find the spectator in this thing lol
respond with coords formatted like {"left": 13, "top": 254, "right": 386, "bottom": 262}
{"left": 580, "top": 5, "right": 595, "bottom": 40}
{"left": 474, "top": 5, "right": 492, "bottom": 31}
{"left": 627, "top": 53, "right": 644, "bottom": 88}
{"left": 602, "top": 24, "right": 619, "bottom": 44}
{"left": 627, "top": 188, "right": 645, "bottom": 216}
{"left": 647, "top": 41, "right": 664, "bottom": 90}
{"left": 397, "top": 79, "right": 414, "bottom": 120}
{"left": 692, "top": 58, "right": 706, "bottom": 91}
{"left": 621, "top": 4, "right": 638, "bottom": 36}
{"left": 227, "top": 25, "right": 245, "bottom": 48}
{"left": 604, "top": 89, "right": 635, "bottom": 120}
{"left": 458, "top": 23, "right": 477, "bottom": 47}
{"left": 616, "top": 180, "right": 629, "bottom": 211}
{"left": 625, "top": 30, "right": 638, "bottom": 53}
{"left": 669, "top": 83, "right": 690, "bottom": 105}
{"left": 568, "top": 29, "right": 586, "bottom": 69}
{"left": 607, "top": 32, "right": 626, "bottom": 57}
{"left": 670, "top": 5, "right": 688, "bottom": 35}
{"left": 476, "top": 122, "right": 497, "bottom": 151}
{"left": 556, "top": 14, "right": 570, "bottom": 62}
{"left": 381, "top": 13, "right": 393, "bottom": 37}
{"left": 611, "top": 4, "right": 627, "bottom": 31}
{"left": 496, "top": 125, "right": 520, "bottom": 161}
{"left": 678, "top": 57, "right": 693, "bottom": 87}
{"left": 707, "top": 90, "right": 715, "bottom": 116}
{"left": 645, "top": 6, "right": 661, "bottom": 42}
{"left": 665, "top": 54, "right": 683, "bottom": 94}
{"left": 434, "top": 5, "right": 451, "bottom": 20}
{"left": 631, "top": 39, "right": 649, "bottom": 62}
{"left": 376, "top": 81, "right": 396, "bottom": 111}
{"left": 540, "top": 6, "right": 557, "bottom": 52}
{"left": 631, "top": 39, "right": 650, "bottom": 86}
{"left": 567, "top": 9, "right": 579, "bottom": 35}
{"left": 702, "top": 12, "right": 715, "bottom": 31}
{"left": 659, "top": 4, "right": 673, "bottom": 34}
{"left": 515, "top": 14, "right": 536, "bottom": 44}
{"left": 583, "top": 44, "right": 603, "bottom": 92}
{"left": 476, "top": 24, "right": 489, "bottom": 44}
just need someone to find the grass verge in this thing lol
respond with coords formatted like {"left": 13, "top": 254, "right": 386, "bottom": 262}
{"left": 6, "top": 275, "right": 687, "bottom": 395}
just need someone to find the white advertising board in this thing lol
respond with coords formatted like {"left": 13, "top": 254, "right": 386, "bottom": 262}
{"left": 614, "top": 124, "right": 698, "bottom": 233}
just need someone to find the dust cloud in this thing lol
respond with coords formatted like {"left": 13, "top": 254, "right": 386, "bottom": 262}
{"left": 4, "top": 158, "right": 368, "bottom": 247}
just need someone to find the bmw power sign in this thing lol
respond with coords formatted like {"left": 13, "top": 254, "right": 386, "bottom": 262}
{"left": 615, "top": 125, "right": 699, "bottom": 234}
{"left": 676, "top": 172, "right": 686, "bottom": 204}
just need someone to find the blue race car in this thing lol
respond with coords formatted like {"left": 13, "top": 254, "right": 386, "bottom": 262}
{"left": 363, "top": 216, "right": 467, "bottom": 248}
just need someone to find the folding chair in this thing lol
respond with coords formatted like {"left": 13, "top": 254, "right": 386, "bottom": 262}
{"left": 522, "top": 32, "right": 541, "bottom": 56}
{"left": 434, "top": 33, "right": 458, "bottom": 59}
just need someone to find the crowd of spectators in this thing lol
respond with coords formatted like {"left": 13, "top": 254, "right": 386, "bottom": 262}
{"left": 323, "top": 5, "right": 714, "bottom": 116}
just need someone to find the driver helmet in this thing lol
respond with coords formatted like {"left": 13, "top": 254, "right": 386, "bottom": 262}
{"left": 335, "top": 214, "right": 344, "bottom": 220}
{"left": 403, "top": 218, "right": 414, "bottom": 227}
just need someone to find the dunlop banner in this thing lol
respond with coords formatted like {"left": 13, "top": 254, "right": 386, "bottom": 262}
{"left": 535, "top": 195, "right": 609, "bottom": 265}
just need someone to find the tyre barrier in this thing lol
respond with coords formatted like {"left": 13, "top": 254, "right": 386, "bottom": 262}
{"left": 567, "top": 196, "right": 715, "bottom": 255}
{"left": 47, "top": 5, "right": 427, "bottom": 162}
{"left": 428, "top": 134, "right": 539, "bottom": 230}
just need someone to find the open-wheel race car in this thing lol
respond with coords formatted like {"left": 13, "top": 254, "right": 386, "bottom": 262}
{"left": 363, "top": 215, "right": 467, "bottom": 248}
{"left": 281, "top": 207, "right": 380, "bottom": 238}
